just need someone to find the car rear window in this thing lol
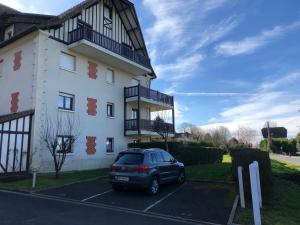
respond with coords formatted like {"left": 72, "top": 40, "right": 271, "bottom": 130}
{"left": 115, "top": 153, "right": 144, "bottom": 165}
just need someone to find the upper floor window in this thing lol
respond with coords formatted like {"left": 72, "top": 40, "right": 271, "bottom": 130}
{"left": 107, "top": 103, "right": 114, "bottom": 117}
{"left": 132, "top": 109, "right": 138, "bottom": 119}
{"left": 106, "top": 69, "right": 114, "bottom": 84}
{"left": 58, "top": 92, "right": 75, "bottom": 111}
{"left": 4, "top": 25, "right": 14, "bottom": 41}
{"left": 106, "top": 138, "right": 114, "bottom": 153}
{"left": 60, "top": 52, "right": 76, "bottom": 72}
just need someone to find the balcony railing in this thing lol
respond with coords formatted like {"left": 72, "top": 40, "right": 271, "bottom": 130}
{"left": 124, "top": 85, "right": 174, "bottom": 106}
{"left": 68, "top": 26, "right": 151, "bottom": 69}
{"left": 125, "top": 119, "right": 174, "bottom": 133}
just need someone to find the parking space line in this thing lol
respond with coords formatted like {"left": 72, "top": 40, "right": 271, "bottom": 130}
{"left": 143, "top": 183, "right": 186, "bottom": 212}
{"left": 81, "top": 189, "right": 113, "bottom": 202}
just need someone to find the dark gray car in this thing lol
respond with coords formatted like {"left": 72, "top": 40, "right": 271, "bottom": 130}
{"left": 109, "top": 148, "right": 185, "bottom": 195}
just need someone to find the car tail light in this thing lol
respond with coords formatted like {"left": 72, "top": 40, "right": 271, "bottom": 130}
{"left": 134, "top": 165, "right": 149, "bottom": 172}
{"left": 110, "top": 164, "right": 117, "bottom": 172}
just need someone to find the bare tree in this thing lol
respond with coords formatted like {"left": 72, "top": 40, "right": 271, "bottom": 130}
{"left": 41, "top": 114, "right": 80, "bottom": 178}
{"left": 153, "top": 116, "right": 173, "bottom": 151}
{"left": 190, "top": 126, "right": 205, "bottom": 142}
{"left": 236, "top": 126, "right": 257, "bottom": 147}
{"left": 210, "top": 126, "right": 231, "bottom": 146}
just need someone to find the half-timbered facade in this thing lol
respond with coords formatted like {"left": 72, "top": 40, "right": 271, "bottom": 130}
{"left": 0, "top": 0, "right": 175, "bottom": 174}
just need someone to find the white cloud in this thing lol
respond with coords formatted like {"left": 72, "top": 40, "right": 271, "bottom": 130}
{"left": 201, "top": 71, "right": 300, "bottom": 139}
{"left": 216, "top": 20, "right": 300, "bottom": 56}
{"left": 0, "top": 0, "right": 39, "bottom": 13}
{"left": 174, "top": 101, "right": 190, "bottom": 124}
{"left": 155, "top": 53, "right": 204, "bottom": 81}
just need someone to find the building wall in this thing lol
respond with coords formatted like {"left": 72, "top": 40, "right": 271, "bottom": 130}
{"left": 32, "top": 31, "right": 151, "bottom": 172}
{"left": 0, "top": 32, "right": 38, "bottom": 116}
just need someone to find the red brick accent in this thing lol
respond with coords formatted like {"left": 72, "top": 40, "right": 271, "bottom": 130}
{"left": 87, "top": 98, "right": 97, "bottom": 116}
{"left": 10, "top": 92, "right": 19, "bottom": 113}
{"left": 13, "top": 51, "right": 22, "bottom": 71}
{"left": 88, "top": 61, "right": 98, "bottom": 79}
{"left": 86, "top": 136, "right": 96, "bottom": 155}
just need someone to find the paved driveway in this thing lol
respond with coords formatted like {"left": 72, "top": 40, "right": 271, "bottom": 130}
{"left": 34, "top": 178, "right": 236, "bottom": 225}
{"left": 271, "top": 153, "right": 300, "bottom": 166}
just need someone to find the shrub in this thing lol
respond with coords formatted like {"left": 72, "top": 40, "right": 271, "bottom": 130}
{"left": 128, "top": 141, "right": 226, "bottom": 166}
{"left": 231, "top": 149, "right": 273, "bottom": 204}
{"left": 260, "top": 138, "right": 297, "bottom": 154}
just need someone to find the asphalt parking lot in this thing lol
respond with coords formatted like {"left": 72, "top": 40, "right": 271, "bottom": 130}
{"left": 36, "top": 178, "right": 236, "bottom": 225}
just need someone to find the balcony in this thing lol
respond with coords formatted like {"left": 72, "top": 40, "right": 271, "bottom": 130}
{"left": 68, "top": 26, "right": 152, "bottom": 75}
{"left": 124, "top": 85, "right": 174, "bottom": 109}
{"left": 125, "top": 119, "right": 174, "bottom": 136}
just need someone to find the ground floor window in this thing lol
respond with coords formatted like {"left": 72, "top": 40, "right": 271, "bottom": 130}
{"left": 106, "top": 138, "right": 114, "bottom": 153}
{"left": 56, "top": 135, "right": 74, "bottom": 153}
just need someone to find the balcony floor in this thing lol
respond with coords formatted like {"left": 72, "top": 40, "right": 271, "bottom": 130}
{"left": 68, "top": 40, "right": 151, "bottom": 76}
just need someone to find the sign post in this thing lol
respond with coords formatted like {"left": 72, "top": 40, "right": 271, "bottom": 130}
{"left": 238, "top": 166, "right": 245, "bottom": 208}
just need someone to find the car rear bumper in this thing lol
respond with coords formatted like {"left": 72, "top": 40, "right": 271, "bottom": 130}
{"left": 109, "top": 172, "right": 151, "bottom": 188}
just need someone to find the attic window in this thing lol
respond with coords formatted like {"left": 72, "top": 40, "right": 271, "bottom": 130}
{"left": 4, "top": 25, "right": 14, "bottom": 40}
{"left": 104, "top": 5, "right": 112, "bottom": 20}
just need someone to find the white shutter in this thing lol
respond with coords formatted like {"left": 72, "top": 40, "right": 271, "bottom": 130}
{"left": 60, "top": 52, "right": 76, "bottom": 71}
{"left": 106, "top": 69, "right": 114, "bottom": 84}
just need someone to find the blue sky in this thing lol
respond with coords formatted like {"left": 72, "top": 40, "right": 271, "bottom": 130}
{"left": 3, "top": 0, "right": 300, "bottom": 138}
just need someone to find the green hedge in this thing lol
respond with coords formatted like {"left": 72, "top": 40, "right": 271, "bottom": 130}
{"left": 260, "top": 138, "right": 297, "bottom": 154}
{"left": 231, "top": 149, "right": 273, "bottom": 204}
{"left": 128, "top": 142, "right": 226, "bottom": 166}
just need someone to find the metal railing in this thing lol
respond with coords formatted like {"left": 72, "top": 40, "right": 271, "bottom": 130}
{"left": 124, "top": 85, "right": 174, "bottom": 106}
{"left": 125, "top": 119, "right": 174, "bottom": 133}
{"left": 68, "top": 26, "right": 151, "bottom": 69}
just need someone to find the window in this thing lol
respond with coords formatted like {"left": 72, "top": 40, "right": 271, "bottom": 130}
{"left": 106, "top": 138, "right": 114, "bottom": 153}
{"left": 115, "top": 153, "right": 144, "bottom": 165}
{"left": 104, "top": 5, "right": 112, "bottom": 20}
{"left": 106, "top": 69, "right": 114, "bottom": 84}
{"left": 162, "top": 151, "right": 174, "bottom": 162}
{"left": 150, "top": 153, "right": 158, "bottom": 163}
{"left": 155, "top": 152, "right": 164, "bottom": 162}
{"left": 56, "top": 136, "right": 74, "bottom": 154}
{"left": 0, "top": 60, "right": 3, "bottom": 77}
{"left": 58, "top": 92, "right": 75, "bottom": 111}
{"left": 107, "top": 103, "right": 114, "bottom": 117}
{"left": 60, "top": 52, "right": 76, "bottom": 72}
{"left": 4, "top": 25, "right": 14, "bottom": 40}
{"left": 132, "top": 109, "right": 138, "bottom": 119}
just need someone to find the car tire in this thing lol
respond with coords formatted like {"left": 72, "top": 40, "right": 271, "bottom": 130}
{"left": 112, "top": 184, "right": 123, "bottom": 192}
{"left": 177, "top": 170, "right": 186, "bottom": 184}
{"left": 147, "top": 177, "right": 159, "bottom": 195}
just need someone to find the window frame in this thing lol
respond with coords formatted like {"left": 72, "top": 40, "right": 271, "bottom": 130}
{"left": 106, "top": 137, "right": 114, "bottom": 153}
{"left": 131, "top": 109, "right": 138, "bottom": 120}
{"left": 103, "top": 4, "right": 113, "bottom": 20}
{"left": 56, "top": 135, "right": 74, "bottom": 154}
{"left": 58, "top": 92, "right": 75, "bottom": 111}
{"left": 106, "top": 102, "right": 114, "bottom": 118}
{"left": 60, "top": 52, "right": 76, "bottom": 72}
{"left": 4, "top": 25, "right": 14, "bottom": 40}
{"left": 105, "top": 68, "right": 114, "bottom": 84}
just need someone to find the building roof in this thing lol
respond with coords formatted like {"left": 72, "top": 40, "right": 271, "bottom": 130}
{"left": 0, "top": 0, "right": 155, "bottom": 77}
{"left": 261, "top": 127, "right": 288, "bottom": 139}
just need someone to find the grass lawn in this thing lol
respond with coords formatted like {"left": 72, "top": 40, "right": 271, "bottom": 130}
{"left": 185, "top": 154, "right": 232, "bottom": 182}
{"left": 0, "top": 169, "right": 108, "bottom": 192}
{"left": 236, "top": 156, "right": 300, "bottom": 225}
{"left": 236, "top": 179, "right": 300, "bottom": 225}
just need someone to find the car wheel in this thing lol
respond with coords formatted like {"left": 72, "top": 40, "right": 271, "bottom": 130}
{"left": 177, "top": 171, "right": 186, "bottom": 184}
{"left": 112, "top": 184, "right": 123, "bottom": 192}
{"left": 147, "top": 177, "right": 159, "bottom": 195}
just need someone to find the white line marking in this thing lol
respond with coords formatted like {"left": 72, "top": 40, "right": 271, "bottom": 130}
{"left": 81, "top": 190, "right": 112, "bottom": 202}
{"left": 143, "top": 183, "right": 186, "bottom": 212}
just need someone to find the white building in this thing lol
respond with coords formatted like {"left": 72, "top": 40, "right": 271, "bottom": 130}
{"left": 0, "top": 0, "right": 175, "bottom": 174}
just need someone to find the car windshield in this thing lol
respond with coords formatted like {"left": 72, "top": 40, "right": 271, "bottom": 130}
{"left": 115, "top": 153, "right": 144, "bottom": 165}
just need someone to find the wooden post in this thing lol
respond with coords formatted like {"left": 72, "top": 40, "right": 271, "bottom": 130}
{"left": 32, "top": 172, "right": 37, "bottom": 189}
